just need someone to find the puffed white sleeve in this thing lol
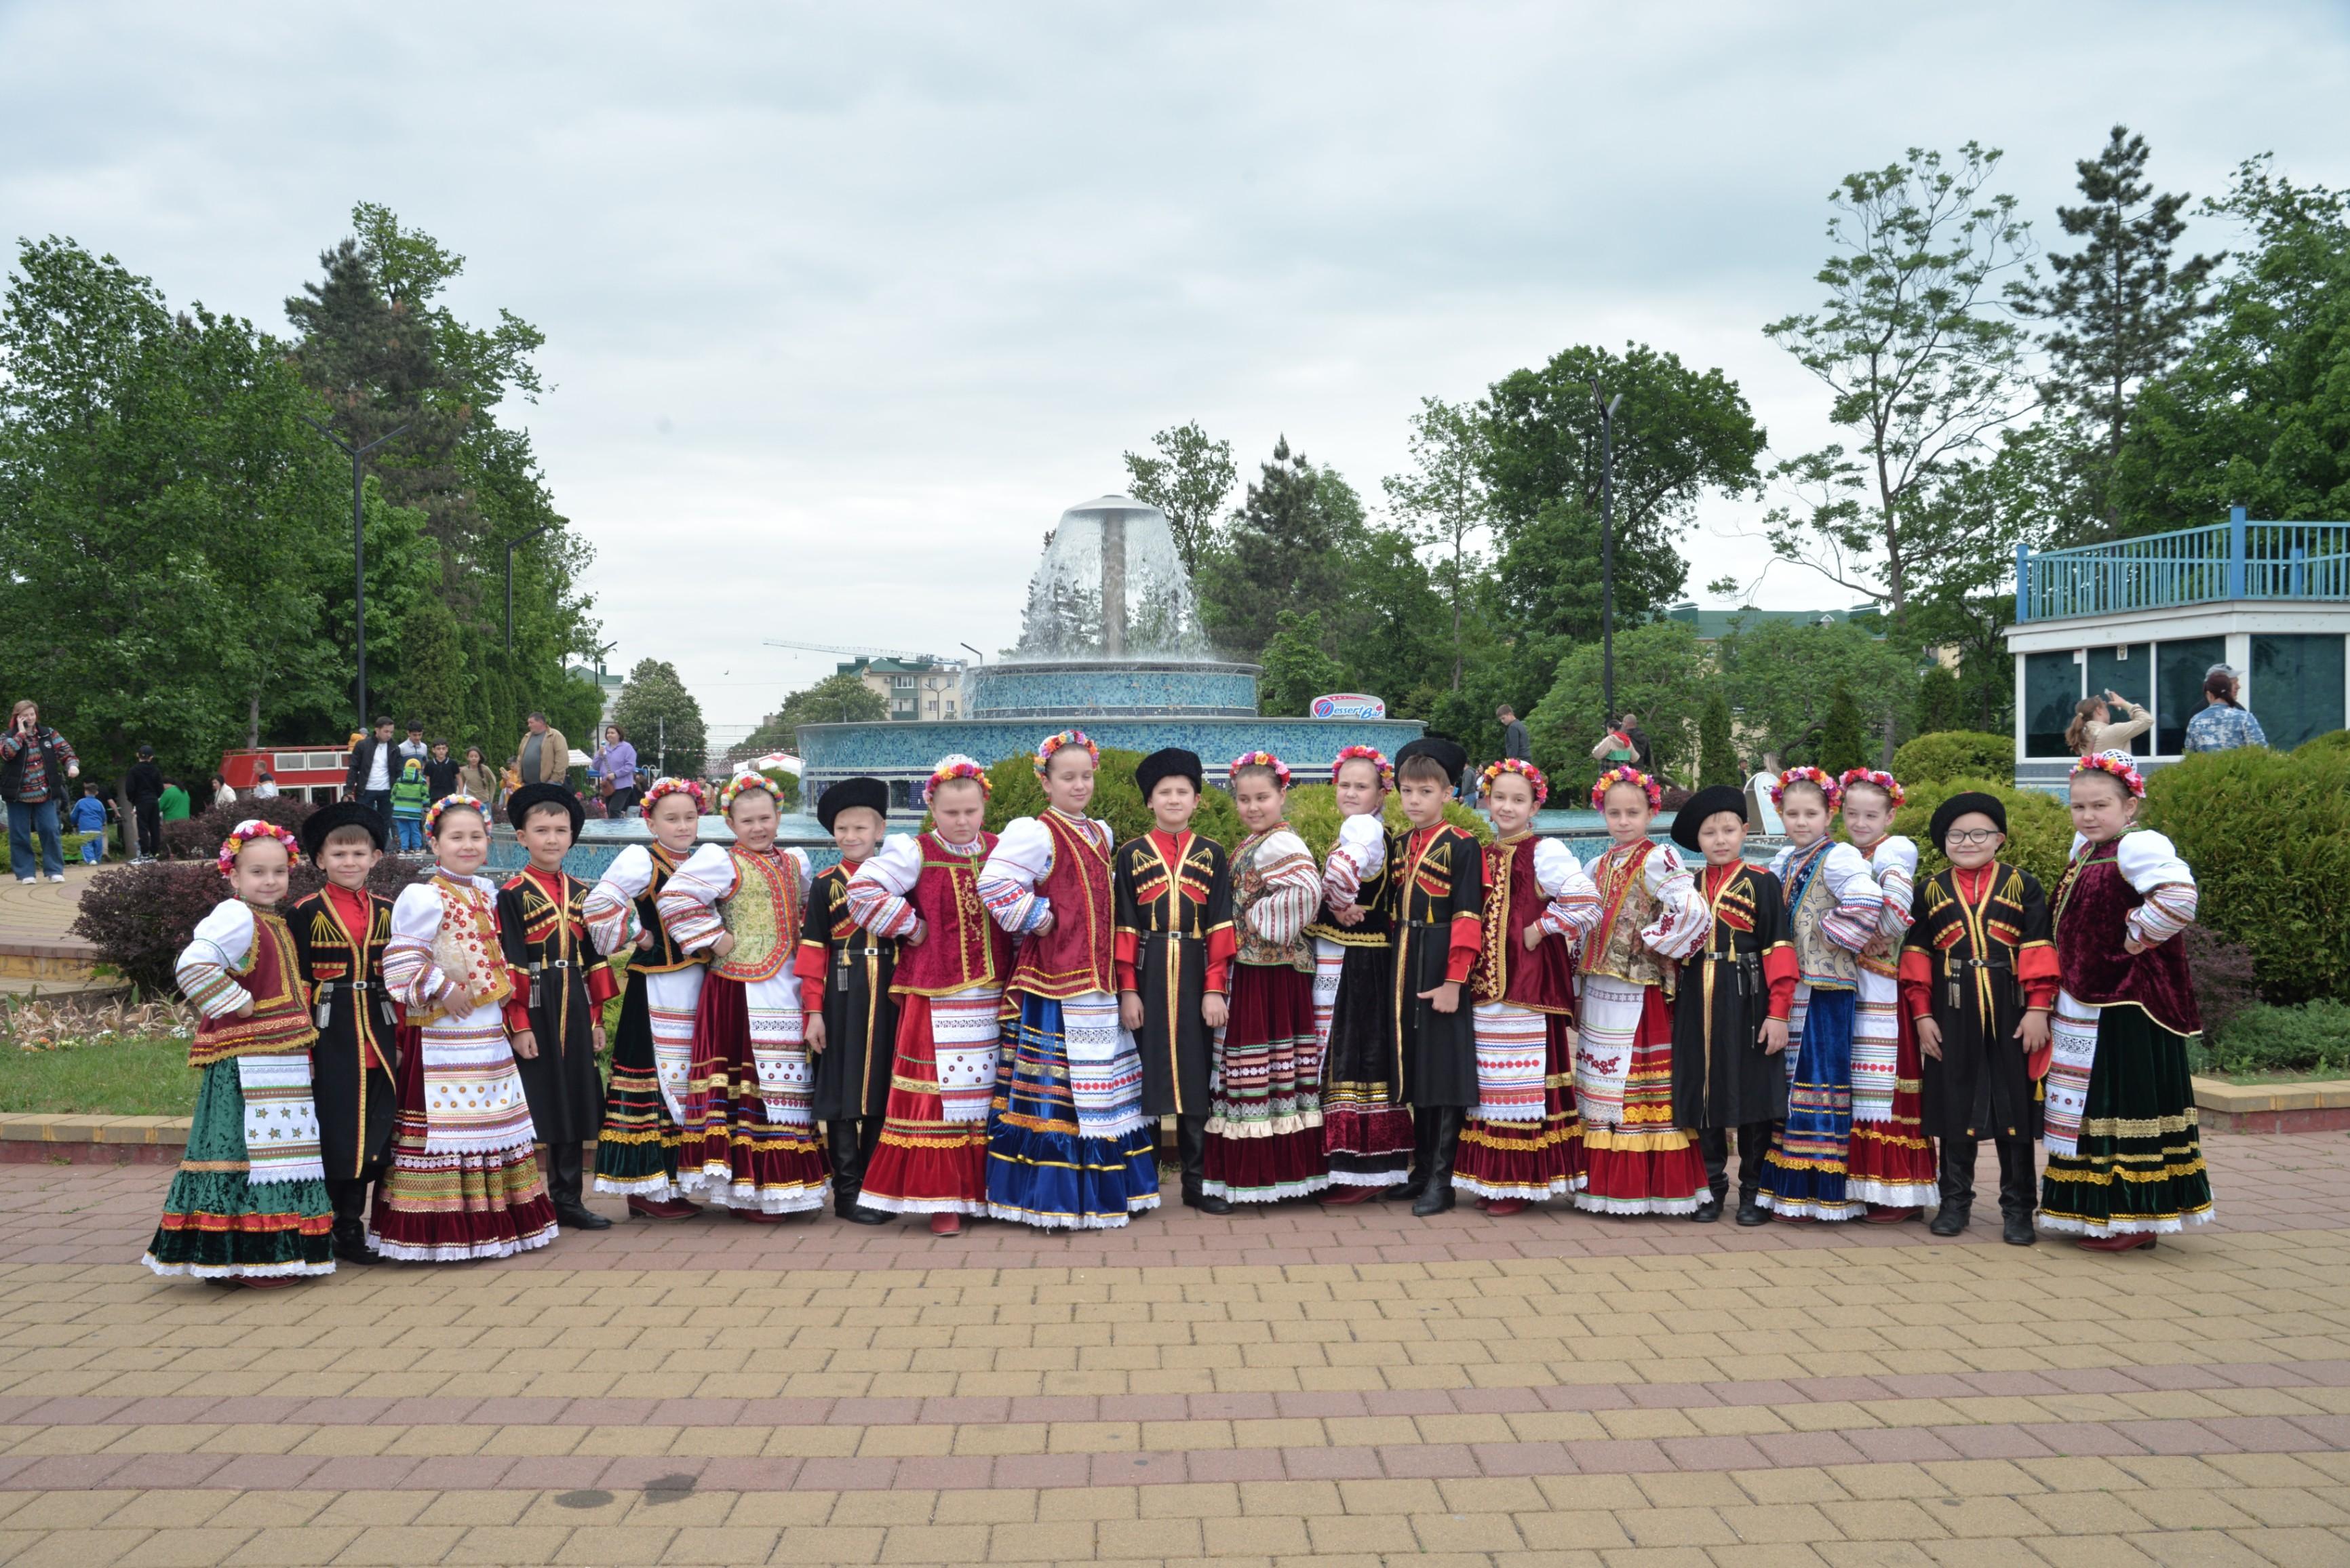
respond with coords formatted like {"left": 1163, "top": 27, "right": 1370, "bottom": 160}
{"left": 658, "top": 842, "right": 739, "bottom": 954}
{"left": 176, "top": 899, "right": 258, "bottom": 1019}
{"left": 1868, "top": 836, "right": 1919, "bottom": 940}
{"left": 1531, "top": 836, "right": 1602, "bottom": 944}
{"left": 383, "top": 884, "right": 456, "bottom": 1011}
{"left": 1817, "top": 843, "right": 1887, "bottom": 954}
{"left": 583, "top": 843, "right": 652, "bottom": 956}
{"left": 1243, "top": 830, "right": 1321, "bottom": 946}
{"left": 2117, "top": 829, "right": 2198, "bottom": 945}
{"left": 847, "top": 833, "right": 925, "bottom": 939}
{"left": 1637, "top": 842, "right": 1709, "bottom": 960}
{"left": 1323, "top": 812, "right": 1388, "bottom": 907}
{"left": 784, "top": 847, "right": 814, "bottom": 904}
{"left": 979, "top": 817, "right": 1055, "bottom": 935}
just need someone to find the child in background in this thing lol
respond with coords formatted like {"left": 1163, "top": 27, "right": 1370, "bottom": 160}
{"left": 1384, "top": 737, "right": 1485, "bottom": 1217}
{"left": 1755, "top": 768, "right": 1885, "bottom": 1223}
{"left": 1667, "top": 785, "right": 1795, "bottom": 1226}
{"left": 1114, "top": 749, "right": 1234, "bottom": 1214}
{"left": 1455, "top": 760, "right": 1599, "bottom": 1215}
{"left": 390, "top": 757, "right": 429, "bottom": 853}
{"left": 848, "top": 756, "right": 1013, "bottom": 1234}
{"left": 1574, "top": 767, "right": 1710, "bottom": 1215}
{"left": 144, "top": 822, "right": 334, "bottom": 1286}
{"left": 1202, "top": 752, "right": 1325, "bottom": 1209}
{"left": 1837, "top": 768, "right": 1938, "bottom": 1221}
{"left": 2038, "top": 751, "right": 2213, "bottom": 1250}
{"left": 799, "top": 777, "right": 901, "bottom": 1226}
{"left": 1310, "top": 746, "right": 1411, "bottom": 1202}
{"left": 71, "top": 783, "right": 107, "bottom": 864}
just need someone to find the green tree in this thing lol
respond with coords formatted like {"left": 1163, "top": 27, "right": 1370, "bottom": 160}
{"left": 1196, "top": 437, "right": 1352, "bottom": 656}
{"left": 394, "top": 595, "right": 473, "bottom": 745}
{"left": 1524, "top": 621, "right": 1711, "bottom": 793}
{"left": 2014, "top": 126, "right": 2220, "bottom": 534}
{"left": 1698, "top": 688, "right": 1738, "bottom": 789}
{"left": 739, "top": 672, "right": 890, "bottom": 760}
{"left": 610, "top": 659, "right": 707, "bottom": 779}
{"left": 1121, "top": 419, "right": 1235, "bottom": 578}
{"left": 1759, "top": 144, "right": 2035, "bottom": 617}
{"left": 1258, "top": 610, "right": 1347, "bottom": 717}
{"left": 1381, "top": 397, "right": 1489, "bottom": 690}
{"left": 1715, "top": 618, "right": 1917, "bottom": 768}
{"left": 1328, "top": 524, "right": 1451, "bottom": 718}
{"left": 1817, "top": 682, "right": 1870, "bottom": 776}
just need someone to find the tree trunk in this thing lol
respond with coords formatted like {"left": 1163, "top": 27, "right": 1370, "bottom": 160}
{"left": 246, "top": 692, "right": 261, "bottom": 751}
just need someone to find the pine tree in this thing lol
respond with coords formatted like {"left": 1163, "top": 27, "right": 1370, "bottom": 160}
{"left": 1196, "top": 437, "right": 1348, "bottom": 656}
{"left": 395, "top": 596, "right": 473, "bottom": 745}
{"left": 2016, "top": 126, "right": 2221, "bottom": 532}
{"left": 1816, "top": 681, "right": 1870, "bottom": 777}
{"left": 1698, "top": 689, "right": 1738, "bottom": 789}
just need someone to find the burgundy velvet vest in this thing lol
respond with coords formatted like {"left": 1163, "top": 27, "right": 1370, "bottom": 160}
{"left": 1005, "top": 814, "right": 1117, "bottom": 1000}
{"left": 2053, "top": 844, "right": 2201, "bottom": 1038}
{"left": 892, "top": 832, "right": 1012, "bottom": 998}
{"left": 1472, "top": 836, "right": 1577, "bottom": 1014}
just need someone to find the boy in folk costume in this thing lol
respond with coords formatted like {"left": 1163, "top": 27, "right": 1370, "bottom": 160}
{"left": 981, "top": 730, "right": 1160, "bottom": 1229}
{"left": 584, "top": 778, "right": 709, "bottom": 1221}
{"left": 1755, "top": 768, "right": 1886, "bottom": 1223}
{"left": 1114, "top": 748, "right": 1235, "bottom": 1213}
{"left": 798, "top": 777, "right": 899, "bottom": 1227}
{"left": 1666, "top": 785, "right": 1796, "bottom": 1226}
{"left": 660, "top": 772, "right": 829, "bottom": 1220}
{"left": 1901, "top": 791, "right": 2056, "bottom": 1245}
{"left": 2039, "top": 751, "right": 2213, "bottom": 1251}
{"left": 1836, "top": 768, "right": 1938, "bottom": 1221}
{"left": 1455, "top": 759, "right": 1601, "bottom": 1215}
{"left": 498, "top": 783, "right": 617, "bottom": 1232}
{"left": 145, "top": 822, "right": 334, "bottom": 1286}
{"left": 288, "top": 802, "right": 399, "bottom": 1265}
{"left": 848, "top": 756, "right": 1012, "bottom": 1234}
{"left": 1203, "top": 752, "right": 1327, "bottom": 1209}
{"left": 1384, "top": 737, "right": 1485, "bottom": 1217}
{"left": 374, "top": 796, "right": 558, "bottom": 1260}
{"left": 1575, "top": 767, "right": 1711, "bottom": 1215}
{"left": 1310, "top": 745, "right": 1412, "bottom": 1202}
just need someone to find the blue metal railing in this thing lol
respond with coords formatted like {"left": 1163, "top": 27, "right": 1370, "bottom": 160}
{"left": 2016, "top": 509, "right": 2350, "bottom": 621}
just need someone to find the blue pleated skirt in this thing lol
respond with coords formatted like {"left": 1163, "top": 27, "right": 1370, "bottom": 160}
{"left": 985, "top": 992, "right": 1161, "bottom": 1230}
{"left": 1758, "top": 985, "right": 1865, "bottom": 1221}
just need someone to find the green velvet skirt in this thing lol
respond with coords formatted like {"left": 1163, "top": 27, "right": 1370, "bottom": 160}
{"left": 143, "top": 1057, "right": 335, "bottom": 1279}
{"left": 2039, "top": 1004, "right": 2215, "bottom": 1238}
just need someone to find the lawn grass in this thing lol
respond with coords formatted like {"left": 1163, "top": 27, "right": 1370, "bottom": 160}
{"left": 0, "top": 1035, "right": 196, "bottom": 1117}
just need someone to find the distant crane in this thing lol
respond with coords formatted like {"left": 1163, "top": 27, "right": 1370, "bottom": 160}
{"left": 761, "top": 638, "right": 958, "bottom": 666}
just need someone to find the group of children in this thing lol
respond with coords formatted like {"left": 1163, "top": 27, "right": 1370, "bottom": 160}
{"left": 144, "top": 732, "right": 2216, "bottom": 1286}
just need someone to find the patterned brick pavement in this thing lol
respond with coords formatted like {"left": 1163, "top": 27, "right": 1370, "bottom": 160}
{"left": 0, "top": 1131, "right": 2344, "bottom": 1565}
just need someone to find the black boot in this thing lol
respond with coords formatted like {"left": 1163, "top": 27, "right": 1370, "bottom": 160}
{"left": 1930, "top": 1137, "right": 1975, "bottom": 1237}
{"left": 1413, "top": 1108, "right": 1465, "bottom": 1217}
{"left": 326, "top": 1176, "right": 379, "bottom": 1264}
{"left": 549, "top": 1143, "right": 611, "bottom": 1230}
{"left": 1386, "top": 1108, "right": 1435, "bottom": 1200}
{"left": 831, "top": 1120, "right": 889, "bottom": 1224}
{"left": 1997, "top": 1138, "right": 2037, "bottom": 1246}
{"left": 1178, "top": 1114, "right": 1230, "bottom": 1214}
{"left": 1734, "top": 1124, "right": 1770, "bottom": 1226}
{"left": 1693, "top": 1128, "right": 1727, "bottom": 1223}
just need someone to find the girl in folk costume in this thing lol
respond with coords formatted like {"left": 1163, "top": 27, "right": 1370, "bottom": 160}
{"left": 1202, "top": 753, "right": 1327, "bottom": 1209}
{"left": 1666, "top": 787, "right": 1797, "bottom": 1226}
{"left": 1455, "top": 760, "right": 1601, "bottom": 1215}
{"left": 660, "top": 772, "right": 829, "bottom": 1219}
{"left": 498, "top": 784, "right": 618, "bottom": 1234}
{"left": 1901, "top": 792, "right": 2056, "bottom": 1246}
{"left": 1573, "top": 768, "right": 1711, "bottom": 1215}
{"left": 145, "top": 823, "right": 334, "bottom": 1285}
{"left": 848, "top": 756, "right": 1013, "bottom": 1235}
{"left": 1755, "top": 768, "right": 1886, "bottom": 1223}
{"left": 1836, "top": 769, "right": 1938, "bottom": 1220}
{"left": 981, "top": 731, "right": 1161, "bottom": 1229}
{"left": 373, "top": 796, "right": 558, "bottom": 1261}
{"left": 583, "top": 778, "right": 709, "bottom": 1221}
{"left": 2039, "top": 752, "right": 2213, "bottom": 1250}
{"left": 1114, "top": 749, "right": 1235, "bottom": 1213}
{"left": 1310, "top": 745, "right": 1413, "bottom": 1202}
{"left": 798, "top": 778, "right": 900, "bottom": 1226}
{"left": 1384, "top": 737, "right": 1485, "bottom": 1217}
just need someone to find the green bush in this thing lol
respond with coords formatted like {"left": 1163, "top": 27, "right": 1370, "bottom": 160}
{"left": 1892, "top": 730, "right": 2014, "bottom": 787}
{"left": 1885, "top": 775, "right": 2073, "bottom": 890}
{"left": 2295, "top": 730, "right": 2350, "bottom": 758}
{"left": 2142, "top": 746, "right": 2350, "bottom": 1004}
{"left": 977, "top": 747, "right": 1242, "bottom": 849}
{"left": 2201, "top": 1000, "right": 2350, "bottom": 1078}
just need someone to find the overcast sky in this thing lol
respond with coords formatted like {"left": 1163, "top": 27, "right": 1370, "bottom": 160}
{"left": 5, "top": 2, "right": 2347, "bottom": 729}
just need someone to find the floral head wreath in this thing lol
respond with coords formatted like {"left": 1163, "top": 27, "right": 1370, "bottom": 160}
{"left": 423, "top": 793, "right": 490, "bottom": 838}
{"left": 1033, "top": 729, "right": 1099, "bottom": 777}
{"left": 638, "top": 776, "right": 707, "bottom": 819}
{"left": 1769, "top": 766, "right": 1842, "bottom": 810}
{"left": 1227, "top": 750, "right": 1292, "bottom": 789}
{"left": 217, "top": 820, "right": 300, "bottom": 878}
{"left": 1590, "top": 765, "right": 1662, "bottom": 810}
{"left": 1331, "top": 744, "right": 1394, "bottom": 791}
{"left": 717, "top": 772, "right": 779, "bottom": 814}
{"left": 2072, "top": 749, "right": 2146, "bottom": 799}
{"left": 923, "top": 754, "right": 992, "bottom": 805}
{"left": 1837, "top": 767, "right": 1906, "bottom": 808}
{"left": 1479, "top": 758, "right": 1550, "bottom": 806}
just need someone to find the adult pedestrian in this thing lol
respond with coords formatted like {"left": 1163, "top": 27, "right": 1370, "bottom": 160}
{"left": 0, "top": 701, "right": 81, "bottom": 884}
{"left": 1590, "top": 713, "right": 1653, "bottom": 772}
{"left": 424, "top": 740, "right": 461, "bottom": 804}
{"left": 511, "top": 711, "right": 571, "bottom": 796}
{"left": 397, "top": 720, "right": 429, "bottom": 772}
{"left": 2182, "top": 665, "right": 2267, "bottom": 753}
{"left": 593, "top": 724, "right": 640, "bottom": 816}
{"left": 1497, "top": 705, "right": 1530, "bottom": 763}
{"left": 456, "top": 745, "right": 499, "bottom": 807}
{"left": 125, "top": 745, "right": 164, "bottom": 861}
{"left": 344, "top": 716, "right": 399, "bottom": 829}
{"left": 210, "top": 773, "right": 237, "bottom": 808}
{"left": 158, "top": 779, "right": 191, "bottom": 825}
{"left": 2064, "top": 690, "right": 2154, "bottom": 755}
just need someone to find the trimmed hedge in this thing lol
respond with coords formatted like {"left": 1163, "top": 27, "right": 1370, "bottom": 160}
{"left": 1892, "top": 730, "right": 2012, "bottom": 787}
{"left": 1884, "top": 775, "right": 2073, "bottom": 891}
{"left": 2199, "top": 1000, "right": 2350, "bottom": 1078}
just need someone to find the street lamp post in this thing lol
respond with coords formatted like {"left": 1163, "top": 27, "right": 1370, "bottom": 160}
{"left": 505, "top": 522, "right": 558, "bottom": 655}
{"left": 305, "top": 419, "right": 409, "bottom": 734}
{"left": 1589, "top": 384, "right": 1624, "bottom": 722}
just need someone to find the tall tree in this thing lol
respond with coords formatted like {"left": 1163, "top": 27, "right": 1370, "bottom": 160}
{"left": 1122, "top": 420, "right": 1236, "bottom": 578}
{"left": 609, "top": 659, "right": 708, "bottom": 780}
{"left": 1380, "top": 397, "right": 1489, "bottom": 691}
{"left": 1760, "top": 144, "right": 2035, "bottom": 616}
{"left": 1195, "top": 437, "right": 1350, "bottom": 656}
{"left": 2015, "top": 126, "right": 2220, "bottom": 534}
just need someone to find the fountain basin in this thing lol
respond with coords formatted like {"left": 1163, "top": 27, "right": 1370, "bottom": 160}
{"left": 966, "top": 659, "right": 1260, "bottom": 718}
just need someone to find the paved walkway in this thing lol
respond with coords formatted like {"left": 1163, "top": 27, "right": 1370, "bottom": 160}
{"left": 0, "top": 1133, "right": 2343, "bottom": 1565}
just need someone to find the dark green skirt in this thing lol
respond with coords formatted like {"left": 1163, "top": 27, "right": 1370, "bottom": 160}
{"left": 143, "top": 1058, "right": 335, "bottom": 1280}
{"left": 2039, "top": 1004, "right": 2214, "bottom": 1237}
